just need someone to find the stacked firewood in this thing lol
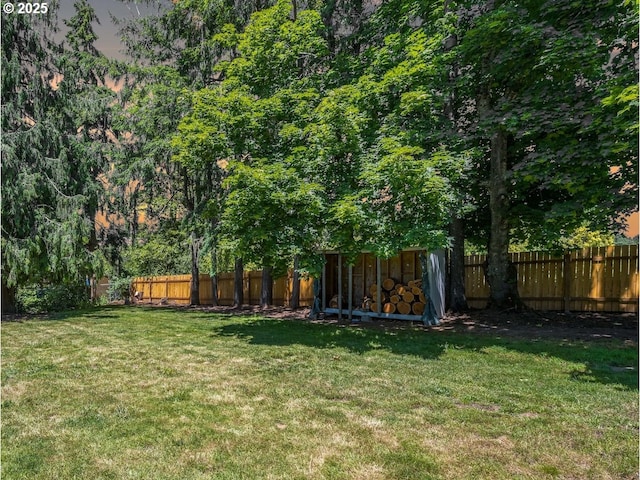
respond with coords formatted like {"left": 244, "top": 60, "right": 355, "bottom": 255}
{"left": 366, "top": 278, "right": 427, "bottom": 315}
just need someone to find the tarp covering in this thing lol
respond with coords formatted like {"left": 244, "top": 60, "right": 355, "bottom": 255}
{"left": 429, "top": 249, "right": 446, "bottom": 320}
{"left": 420, "top": 250, "right": 446, "bottom": 325}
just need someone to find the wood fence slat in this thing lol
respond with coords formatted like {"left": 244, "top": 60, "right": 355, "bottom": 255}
{"left": 130, "top": 246, "right": 637, "bottom": 312}
{"left": 463, "top": 245, "right": 637, "bottom": 313}
{"left": 609, "top": 246, "right": 618, "bottom": 312}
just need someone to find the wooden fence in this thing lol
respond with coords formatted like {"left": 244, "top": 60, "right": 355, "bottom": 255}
{"left": 130, "top": 245, "right": 637, "bottom": 313}
{"left": 464, "top": 245, "right": 638, "bottom": 312}
{"left": 131, "top": 271, "right": 315, "bottom": 307}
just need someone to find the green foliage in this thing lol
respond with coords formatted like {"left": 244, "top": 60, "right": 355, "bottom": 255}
{"left": 122, "top": 233, "right": 191, "bottom": 277}
{"left": 64, "top": 0, "right": 99, "bottom": 53}
{"left": 558, "top": 226, "right": 616, "bottom": 250}
{"left": 106, "top": 276, "right": 133, "bottom": 302}
{"left": 114, "top": 0, "right": 275, "bottom": 85}
{"left": 615, "top": 234, "right": 639, "bottom": 246}
{"left": 171, "top": 1, "right": 331, "bottom": 277}
{"left": 225, "top": 0, "right": 328, "bottom": 96}
{"left": 1, "top": 2, "right": 113, "bottom": 292}
{"left": 358, "top": 143, "right": 460, "bottom": 257}
{"left": 11, "top": 0, "right": 631, "bottom": 308}
{"left": 221, "top": 161, "right": 325, "bottom": 276}
{"left": 16, "top": 283, "right": 90, "bottom": 314}
{"left": 455, "top": 0, "right": 638, "bottom": 247}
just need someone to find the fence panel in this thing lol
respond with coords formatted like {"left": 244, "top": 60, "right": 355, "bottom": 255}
{"left": 217, "top": 273, "right": 234, "bottom": 306}
{"left": 132, "top": 270, "right": 315, "bottom": 307}
{"left": 465, "top": 254, "right": 490, "bottom": 309}
{"left": 131, "top": 246, "right": 636, "bottom": 312}
{"left": 464, "top": 245, "right": 638, "bottom": 312}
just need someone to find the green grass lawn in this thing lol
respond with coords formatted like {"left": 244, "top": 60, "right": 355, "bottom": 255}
{"left": 1, "top": 307, "right": 637, "bottom": 479}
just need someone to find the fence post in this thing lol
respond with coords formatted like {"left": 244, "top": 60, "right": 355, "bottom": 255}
{"left": 376, "top": 257, "right": 382, "bottom": 315}
{"left": 348, "top": 263, "right": 353, "bottom": 322}
{"left": 321, "top": 258, "right": 327, "bottom": 311}
{"left": 338, "top": 254, "right": 342, "bottom": 321}
{"left": 246, "top": 271, "right": 251, "bottom": 305}
{"left": 563, "top": 252, "right": 571, "bottom": 313}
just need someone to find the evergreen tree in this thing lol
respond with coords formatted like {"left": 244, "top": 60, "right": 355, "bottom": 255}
{"left": 2, "top": 1, "right": 115, "bottom": 312}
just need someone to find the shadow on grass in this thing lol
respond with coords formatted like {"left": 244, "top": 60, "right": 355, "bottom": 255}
{"left": 211, "top": 318, "right": 638, "bottom": 391}
{"left": 1, "top": 305, "right": 125, "bottom": 322}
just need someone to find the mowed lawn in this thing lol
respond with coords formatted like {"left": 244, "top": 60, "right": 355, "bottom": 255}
{"left": 1, "top": 307, "right": 637, "bottom": 480}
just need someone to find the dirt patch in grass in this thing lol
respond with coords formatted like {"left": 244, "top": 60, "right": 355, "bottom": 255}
{"left": 433, "top": 309, "right": 638, "bottom": 343}
{"left": 117, "top": 303, "right": 639, "bottom": 343}
{"left": 4, "top": 303, "right": 637, "bottom": 343}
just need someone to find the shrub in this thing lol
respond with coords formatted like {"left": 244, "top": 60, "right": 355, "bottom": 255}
{"left": 107, "top": 277, "right": 133, "bottom": 303}
{"left": 122, "top": 235, "right": 190, "bottom": 277}
{"left": 16, "top": 283, "right": 89, "bottom": 313}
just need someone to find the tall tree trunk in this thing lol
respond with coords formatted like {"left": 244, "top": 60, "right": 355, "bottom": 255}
{"left": 290, "top": 255, "right": 300, "bottom": 309}
{"left": 448, "top": 215, "right": 468, "bottom": 312}
{"left": 442, "top": 5, "right": 467, "bottom": 313}
{"left": 210, "top": 273, "right": 218, "bottom": 307}
{"left": 190, "top": 231, "right": 200, "bottom": 306}
{"left": 233, "top": 257, "right": 243, "bottom": 307}
{"left": 261, "top": 266, "right": 273, "bottom": 307}
{"left": 210, "top": 225, "right": 219, "bottom": 306}
{"left": 129, "top": 183, "right": 140, "bottom": 246}
{"left": 2, "top": 281, "right": 17, "bottom": 314}
{"left": 485, "top": 129, "right": 520, "bottom": 309}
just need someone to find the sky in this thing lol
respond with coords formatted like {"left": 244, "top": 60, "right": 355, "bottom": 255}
{"left": 57, "top": 0, "right": 169, "bottom": 59}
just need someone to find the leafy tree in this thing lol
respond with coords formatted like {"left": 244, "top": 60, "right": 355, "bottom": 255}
{"left": 452, "top": 0, "right": 638, "bottom": 308}
{"left": 114, "top": 0, "right": 306, "bottom": 305}
{"left": 173, "top": 0, "right": 330, "bottom": 306}
{"left": 121, "top": 226, "right": 191, "bottom": 277}
{"left": 314, "top": 0, "right": 636, "bottom": 310}
{"left": 114, "top": 0, "right": 637, "bottom": 314}
{"left": 115, "top": 0, "right": 279, "bottom": 85}
{"left": 207, "top": 0, "right": 464, "bottom": 310}
{"left": 221, "top": 161, "right": 324, "bottom": 273}
{"left": 557, "top": 226, "right": 616, "bottom": 251}
{"left": 310, "top": 3, "right": 476, "bottom": 313}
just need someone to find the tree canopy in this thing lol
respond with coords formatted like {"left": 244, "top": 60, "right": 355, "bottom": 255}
{"left": 2, "top": 1, "right": 116, "bottom": 310}
{"left": 2, "top": 0, "right": 637, "bottom": 311}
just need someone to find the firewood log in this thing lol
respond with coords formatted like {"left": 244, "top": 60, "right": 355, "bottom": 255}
{"left": 382, "top": 278, "right": 396, "bottom": 291}
{"left": 329, "top": 295, "right": 339, "bottom": 308}
{"left": 397, "top": 301, "right": 411, "bottom": 315}
{"left": 362, "top": 297, "right": 372, "bottom": 311}
{"left": 412, "top": 302, "right": 425, "bottom": 315}
{"left": 372, "top": 292, "right": 388, "bottom": 303}
{"left": 402, "top": 292, "right": 415, "bottom": 303}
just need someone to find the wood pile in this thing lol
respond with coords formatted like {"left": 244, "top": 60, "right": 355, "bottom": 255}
{"left": 329, "top": 295, "right": 341, "bottom": 308}
{"left": 368, "top": 279, "right": 426, "bottom": 315}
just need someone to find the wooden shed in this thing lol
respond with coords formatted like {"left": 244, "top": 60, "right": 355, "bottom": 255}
{"left": 320, "top": 249, "right": 446, "bottom": 323}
